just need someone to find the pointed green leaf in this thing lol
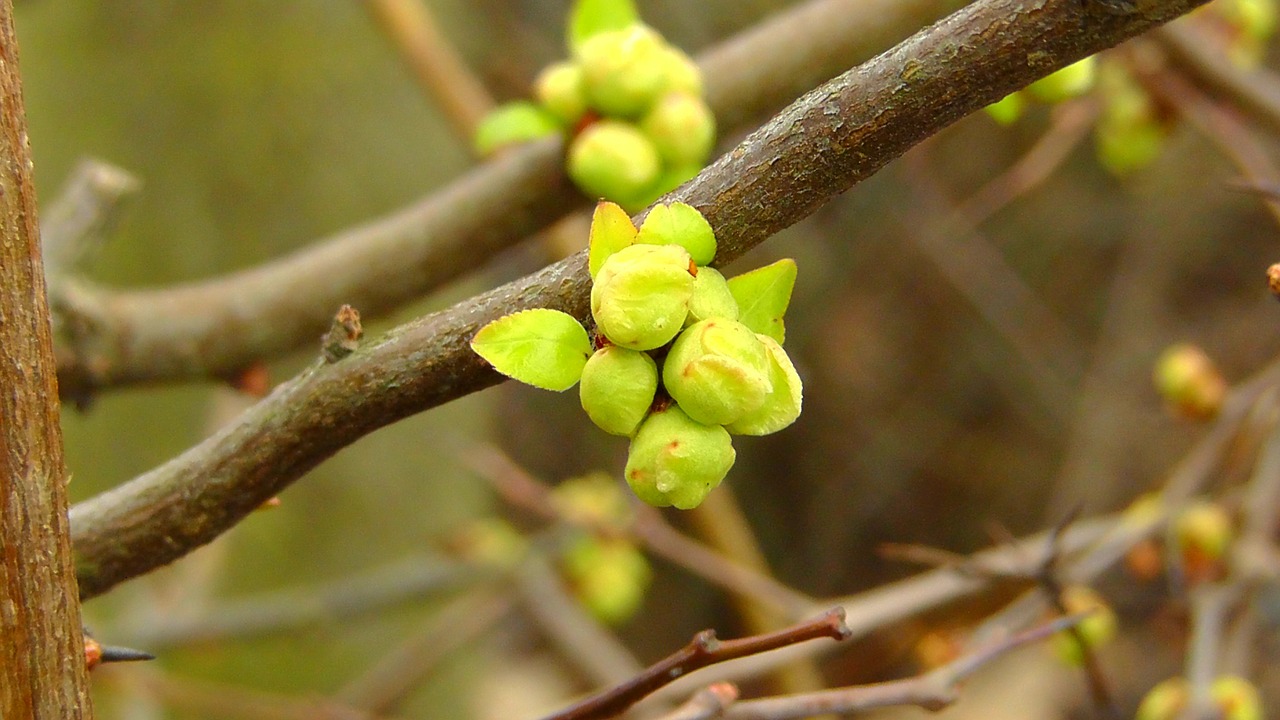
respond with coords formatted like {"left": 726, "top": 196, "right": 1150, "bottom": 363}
{"left": 568, "top": 0, "right": 639, "bottom": 53}
{"left": 473, "top": 102, "right": 562, "bottom": 157}
{"left": 727, "top": 259, "right": 797, "bottom": 344}
{"left": 588, "top": 201, "right": 637, "bottom": 278}
{"left": 471, "top": 309, "right": 592, "bottom": 391}
{"left": 635, "top": 202, "right": 716, "bottom": 266}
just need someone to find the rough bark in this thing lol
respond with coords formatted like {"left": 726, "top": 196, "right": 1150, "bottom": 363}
{"left": 0, "top": 1, "right": 93, "bottom": 716}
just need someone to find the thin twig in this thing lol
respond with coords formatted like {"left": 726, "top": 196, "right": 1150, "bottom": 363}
{"left": 1155, "top": 21, "right": 1280, "bottom": 139}
{"left": 653, "top": 684, "right": 740, "bottom": 720}
{"left": 363, "top": 0, "right": 496, "bottom": 141}
{"left": 540, "top": 608, "right": 850, "bottom": 720}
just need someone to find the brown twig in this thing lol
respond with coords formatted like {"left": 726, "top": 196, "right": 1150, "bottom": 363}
{"left": 540, "top": 608, "right": 850, "bottom": 720}
{"left": 1155, "top": 21, "right": 1280, "bottom": 138}
{"left": 53, "top": 0, "right": 966, "bottom": 397}
{"left": 363, "top": 0, "right": 496, "bottom": 141}
{"left": 654, "top": 683, "right": 740, "bottom": 720}
{"left": 711, "top": 614, "right": 1086, "bottom": 719}
{"left": 69, "top": 0, "right": 1218, "bottom": 601}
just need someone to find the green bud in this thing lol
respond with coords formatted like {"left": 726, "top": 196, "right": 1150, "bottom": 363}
{"left": 641, "top": 92, "right": 715, "bottom": 167}
{"left": 726, "top": 335, "right": 802, "bottom": 435}
{"left": 473, "top": 101, "right": 563, "bottom": 156}
{"left": 657, "top": 46, "right": 702, "bottom": 96}
{"left": 577, "top": 25, "right": 671, "bottom": 117}
{"left": 568, "top": 120, "right": 662, "bottom": 202}
{"left": 591, "top": 243, "right": 694, "bottom": 350}
{"left": 1136, "top": 678, "right": 1188, "bottom": 720}
{"left": 1050, "top": 585, "right": 1116, "bottom": 666}
{"left": 663, "top": 318, "right": 771, "bottom": 426}
{"left": 535, "top": 61, "right": 588, "bottom": 125}
{"left": 625, "top": 404, "right": 736, "bottom": 509}
{"left": 984, "top": 92, "right": 1025, "bottom": 125}
{"left": 636, "top": 201, "right": 717, "bottom": 266}
{"left": 580, "top": 346, "right": 659, "bottom": 436}
{"left": 1027, "top": 56, "right": 1097, "bottom": 103}
{"left": 686, "top": 267, "right": 738, "bottom": 325}
{"left": 1212, "top": 676, "right": 1263, "bottom": 720}
{"left": 562, "top": 536, "right": 651, "bottom": 624}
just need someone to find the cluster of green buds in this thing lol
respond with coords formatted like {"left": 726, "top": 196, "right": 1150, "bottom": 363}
{"left": 1137, "top": 676, "right": 1263, "bottom": 720}
{"left": 553, "top": 473, "right": 652, "bottom": 624}
{"left": 474, "top": 0, "right": 715, "bottom": 211}
{"left": 471, "top": 201, "right": 801, "bottom": 510}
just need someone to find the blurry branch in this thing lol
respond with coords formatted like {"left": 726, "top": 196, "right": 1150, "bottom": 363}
{"left": 540, "top": 608, "right": 850, "bottom": 720}
{"left": 40, "top": 158, "right": 139, "bottom": 278}
{"left": 120, "top": 668, "right": 402, "bottom": 720}
{"left": 515, "top": 554, "right": 646, "bottom": 688}
{"left": 363, "top": 0, "right": 495, "bottom": 141}
{"left": 123, "top": 554, "right": 489, "bottom": 650}
{"left": 468, "top": 444, "right": 818, "bottom": 619}
{"left": 1183, "top": 583, "right": 1242, "bottom": 718}
{"left": 653, "top": 684, "right": 740, "bottom": 720}
{"left": 69, "top": 0, "right": 1217, "bottom": 600}
{"left": 337, "top": 589, "right": 515, "bottom": 714}
{"left": 52, "top": 0, "right": 967, "bottom": 398}
{"left": 1155, "top": 21, "right": 1280, "bottom": 138}
{"left": 661, "top": 615, "right": 1083, "bottom": 720}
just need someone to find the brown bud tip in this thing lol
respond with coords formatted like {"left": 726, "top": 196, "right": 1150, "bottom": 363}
{"left": 227, "top": 362, "right": 271, "bottom": 398}
{"left": 256, "top": 496, "right": 282, "bottom": 511}
{"left": 322, "top": 304, "right": 363, "bottom": 363}
{"left": 84, "top": 636, "right": 103, "bottom": 671}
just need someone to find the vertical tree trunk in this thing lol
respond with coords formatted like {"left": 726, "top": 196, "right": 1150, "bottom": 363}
{"left": 0, "top": 1, "right": 93, "bottom": 716}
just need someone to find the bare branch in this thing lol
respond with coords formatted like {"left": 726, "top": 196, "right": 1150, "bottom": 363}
{"left": 54, "top": 0, "right": 965, "bottom": 397}
{"left": 69, "top": 0, "right": 1216, "bottom": 600}
{"left": 541, "top": 608, "right": 850, "bottom": 720}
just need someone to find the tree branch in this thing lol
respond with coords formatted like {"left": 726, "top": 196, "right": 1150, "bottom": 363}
{"left": 70, "top": 0, "right": 1215, "bottom": 600}
{"left": 0, "top": 0, "right": 93, "bottom": 713}
{"left": 52, "top": 0, "right": 965, "bottom": 398}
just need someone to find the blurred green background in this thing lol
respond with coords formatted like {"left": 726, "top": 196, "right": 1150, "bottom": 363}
{"left": 15, "top": 0, "right": 1280, "bottom": 717}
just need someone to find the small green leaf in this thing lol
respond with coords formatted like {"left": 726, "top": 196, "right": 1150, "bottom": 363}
{"left": 471, "top": 309, "right": 592, "bottom": 391}
{"left": 727, "top": 259, "right": 797, "bottom": 344}
{"left": 568, "top": 0, "right": 639, "bottom": 53}
{"left": 635, "top": 202, "right": 716, "bottom": 265}
{"left": 589, "top": 201, "right": 637, "bottom": 278}
{"left": 473, "top": 102, "right": 562, "bottom": 157}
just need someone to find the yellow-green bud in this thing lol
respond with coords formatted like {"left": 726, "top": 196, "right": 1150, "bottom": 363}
{"left": 550, "top": 472, "right": 632, "bottom": 528}
{"left": 535, "top": 61, "right": 588, "bottom": 125}
{"left": 625, "top": 404, "right": 736, "bottom": 509}
{"left": 577, "top": 26, "right": 671, "bottom": 117}
{"left": 641, "top": 92, "right": 715, "bottom": 167}
{"left": 1136, "top": 678, "right": 1188, "bottom": 720}
{"left": 1174, "top": 499, "right": 1233, "bottom": 583}
{"left": 1154, "top": 343, "right": 1227, "bottom": 420}
{"left": 579, "top": 346, "right": 659, "bottom": 436}
{"left": 591, "top": 243, "right": 694, "bottom": 350}
{"left": 726, "top": 335, "right": 802, "bottom": 435}
{"left": 657, "top": 45, "right": 702, "bottom": 96}
{"left": 562, "top": 536, "right": 651, "bottom": 624}
{"left": 1212, "top": 676, "right": 1263, "bottom": 720}
{"left": 1027, "top": 56, "right": 1098, "bottom": 103}
{"left": 1050, "top": 585, "right": 1117, "bottom": 666}
{"left": 687, "top": 267, "right": 738, "bottom": 326}
{"left": 568, "top": 120, "right": 662, "bottom": 203}
{"left": 985, "top": 92, "right": 1025, "bottom": 125}
{"left": 664, "top": 318, "right": 771, "bottom": 426}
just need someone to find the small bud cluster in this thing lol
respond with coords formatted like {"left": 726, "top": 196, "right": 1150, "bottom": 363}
{"left": 1119, "top": 493, "right": 1237, "bottom": 586}
{"left": 474, "top": 0, "right": 715, "bottom": 211}
{"left": 1136, "top": 676, "right": 1263, "bottom": 720}
{"left": 1153, "top": 343, "right": 1227, "bottom": 420}
{"left": 471, "top": 201, "right": 802, "bottom": 510}
{"left": 1049, "top": 585, "right": 1118, "bottom": 666}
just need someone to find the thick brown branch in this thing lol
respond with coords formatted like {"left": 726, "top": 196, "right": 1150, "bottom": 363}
{"left": 70, "top": 0, "right": 1214, "bottom": 600}
{"left": 541, "top": 608, "right": 850, "bottom": 720}
{"left": 0, "top": 0, "right": 93, "bottom": 713}
{"left": 53, "top": 0, "right": 965, "bottom": 397}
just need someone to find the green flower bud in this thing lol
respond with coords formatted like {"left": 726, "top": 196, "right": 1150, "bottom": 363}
{"left": 657, "top": 46, "right": 702, "bottom": 96}
{"left": 641, "top": 92, "right": 715, "bottom": 167}
{"left": 535, "top": 61, "right": 588, "bottom": 125}
{"left": 1050, "top": 585, "right": 1117, "bottom": 666}
{"left": 568, "top": 120, "right": 662, "bottom": 202}
{"left": 636, "top": 201, "right": 717, "bottom": 266}
{"left": 562, "top": 536, "right": 651, "bottom": 624}
{"left": 1027, "top": 56, "right": 1097, "bottom": 103}
{"left": 625, "top": 404, "right": 736, "bottom": 509}
{"left": 663, "top": 318, "right": 771, "bottom": 426}
{"left": 591, "top": 243, "right": 694, "bottom": 350}
{"left": 984, "top": 92, "right": 1025, "bottom": 125}
{"left": 1212, "top": 676, "right": 1263, "bottom": 720}
{"left": 577, "top": 25, "right": 671, "bottom": 117}
{"left": 726, "top": 335, "right": 802, "bottom": 435}
{"left": 580, "top": 346, "right": 659, "bottom": 436}
{"left": 686, "top": 267, "right": 738, "bottom": 325}
{"left": 1136, "top": 678, "right": 1188, "bottom": 720}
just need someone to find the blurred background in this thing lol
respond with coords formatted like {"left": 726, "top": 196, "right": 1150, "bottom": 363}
{"left": 16, "top": 0, "right": 1280, "bottom": 717}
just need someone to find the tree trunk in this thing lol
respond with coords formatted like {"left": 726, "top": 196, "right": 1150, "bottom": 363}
{"left": 0, "top": 0, "right": 93, "bottom": 715}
